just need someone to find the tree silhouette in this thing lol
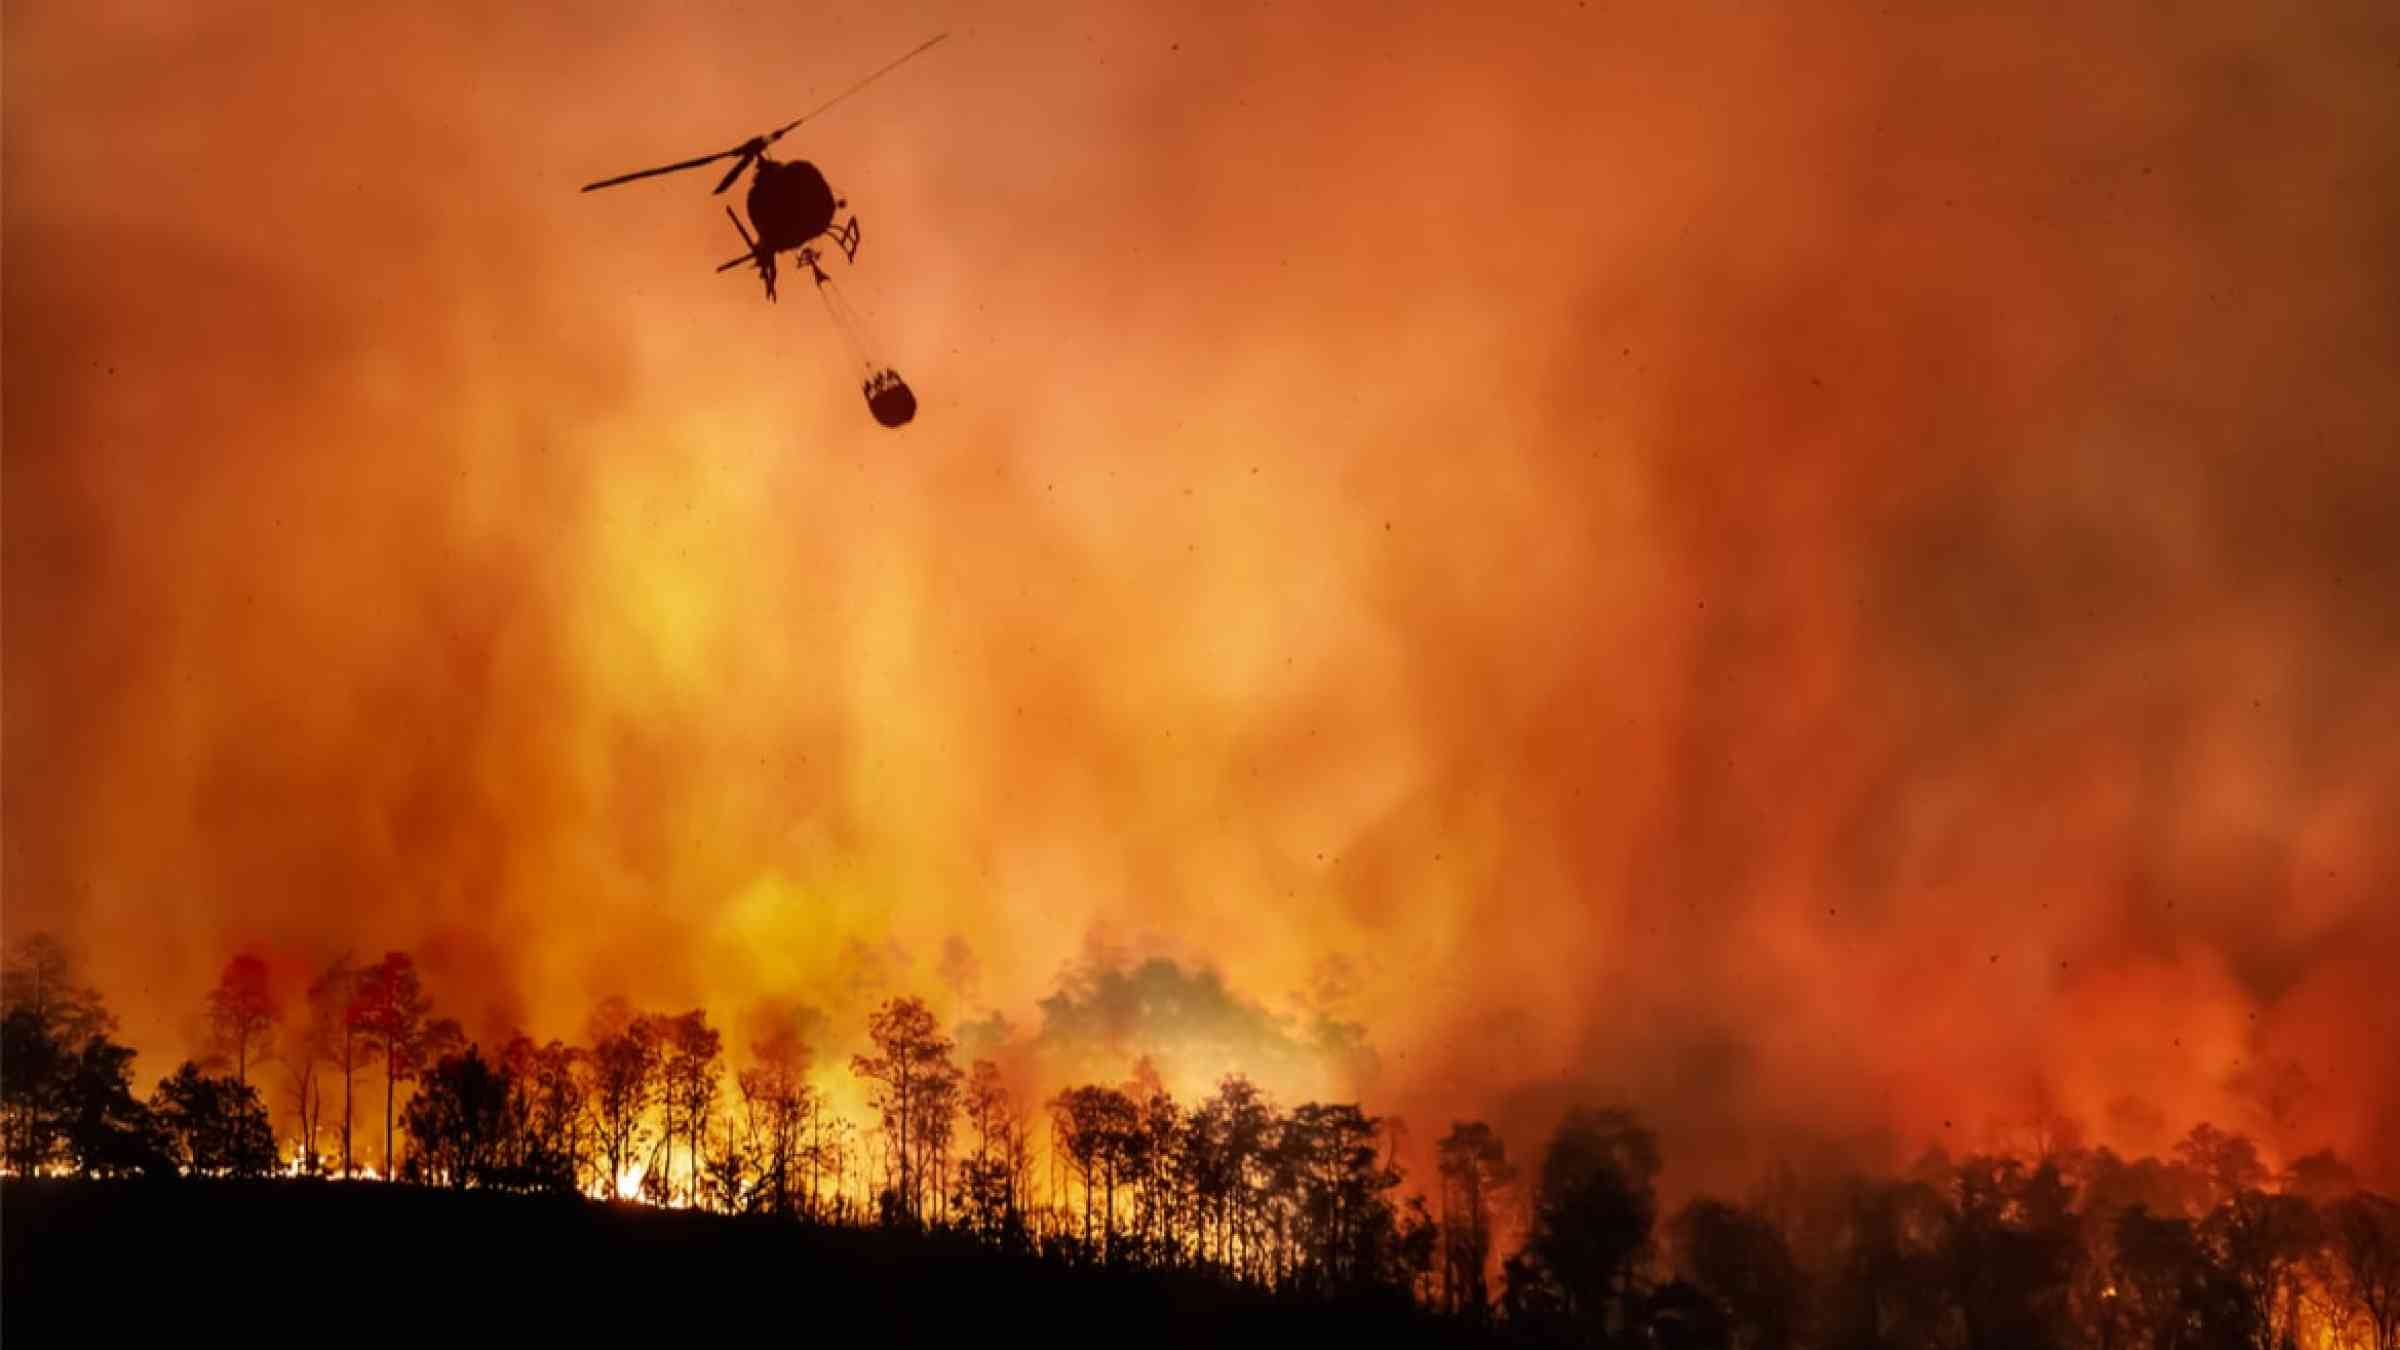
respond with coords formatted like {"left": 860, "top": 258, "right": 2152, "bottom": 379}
{"left": 1051, "top": 1083, "right": 1141, "bottom": 1258}
{"left": 60, "top": 1032, "right": 165, "bottom": 1177}
{"left": 1521, "top": 1106, "right": 1661, "bottom": 1338}
{"left": 1016, "top": 1072, "right": 1421, "bottom": 1291}
{"left": 2328, "top": 1192, "right": 2400, "bottom": 1350}
{"left": 2203, "top": 1183, "right": 2319, "bottom": 1350}
{"left": 347, "top": 952, "right": 452, "bottom": 1176}
{"left": 956, "top": 1059, "right": 1021, "bottom": 1240}
{"left": 151, "top": 1061, "right": 277, "bottom": 1178}
{"left": 1, "top": 932, "right": 115, "bottom": 1046}
{"left": 735, "top": 1023, "right": 813, "bottom": 1218}
{"left": 204, "top": 954, "right": 281, "bottom": 1088}
{"left": 402, "top": 1045, "right": 509, "bottom": 1188}
{"left": 2, "top": 1007, "right": 72, "bottom": 1174}
{"left": 1437, "top": 1120, "right": 1515, "bottom": 1318}
{"left": 2282, "top": 1147, "right": 2358, "bottom": 1205}
{"left": 2176, "top": 1122, "right": 2270, "bottom": 1211}
{"left": 1129, "top": 1071, "right": 1181, "bottom": 1259}
{"left": 1939, "top": 1155, "right": 2078, "bottom": 1350}
{"left": 817, "top": 1113, "right": 859, "bottom": 1224}
{"left": 914, "top": 1048, "right": 962, "bottom": 1225}
{"left": 1190, "top": 1074, "right": 1275, "bottom": 1276}
{"left": 2112, "top": 1202, "right": 2239, "bottom": 1350}
{"left": 282, "top": 964, "right": 340, "bottom": 1174}
{"left": 3, "top": 934, "right": 153, "bottom": 1177}
{"left": 582, "top": 998, "right": 660, "bottom": 1197}
{"left": 1398, "top": 1192, "right": 1440, "bottom": 1306}
{"left": 1672, "top": 1196, "right": 1798, "bottom": 1350}
{"left": 1262, "top": 1101, "right": 1403, "bottom": 1292}
{"left": 1820, "top": 1174, "right": 1955, "bottom": 1350}
{"left": 497, "top": 1033, "right": 586, "bottom": 1192}
{"left": 306, "top": 954, "right": 366, "bottom": 1176}
{"left": 700, "top": 1098, "right": 751, "bottom": 1212}
{"left": 660, "top": 1010, "right": 723, "bottom": 1207}
{"left": 850, "top": 995, "right": 959, "bottom": 1225}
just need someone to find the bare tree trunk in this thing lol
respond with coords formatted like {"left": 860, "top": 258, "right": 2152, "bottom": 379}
{"left": 341, "top": 1030, "right": 354, "bottom": 1177}
{"left": 384, "top": 1051, "right": 396, "bottom": 1177}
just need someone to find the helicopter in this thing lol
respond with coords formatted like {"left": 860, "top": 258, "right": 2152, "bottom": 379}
{"left": 581, "top": 34, "right": 945, "bottom": 428}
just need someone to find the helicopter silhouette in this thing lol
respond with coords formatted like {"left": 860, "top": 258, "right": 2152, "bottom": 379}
{"left": 581, "top": 34, "right": 944, "bottom": 427}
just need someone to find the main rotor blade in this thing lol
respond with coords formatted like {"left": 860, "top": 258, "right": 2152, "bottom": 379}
{"left": 581, "top": 146, "right": 742, "bottom": 192}
{"left": 583, "top": 33, "right": 946, "bottom": 195}
{"left": 763, "top": 32, "right": 948, "bottom": 144}
{"left": 711, "top": 146, "right": 759, "bottom": 195}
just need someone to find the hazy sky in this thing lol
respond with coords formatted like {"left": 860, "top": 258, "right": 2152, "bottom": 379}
{"left": 6, "top": 0, "right": 2396, "bottom": 1190}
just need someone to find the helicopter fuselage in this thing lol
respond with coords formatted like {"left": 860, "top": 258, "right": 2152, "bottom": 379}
{"left": 746, "top": 157, "right": 840, "bottom": 253}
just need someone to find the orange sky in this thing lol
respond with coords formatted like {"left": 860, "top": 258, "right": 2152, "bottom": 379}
{"left": 6, "top": 1, "right": 2397, "bottom": 1193}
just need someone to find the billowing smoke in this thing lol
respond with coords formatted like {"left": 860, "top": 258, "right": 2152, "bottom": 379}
{"left": 6, "top": 0, "right": 2396, "bottom": 1194}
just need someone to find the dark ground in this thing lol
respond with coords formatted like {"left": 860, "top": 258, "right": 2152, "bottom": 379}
{"left": 2, "top": 1179, "right": 1494, "bottom": 1344}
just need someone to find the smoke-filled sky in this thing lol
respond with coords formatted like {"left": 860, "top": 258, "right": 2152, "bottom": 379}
{"left": 6, "top": 0, "right": 2397, "bottom": 1192}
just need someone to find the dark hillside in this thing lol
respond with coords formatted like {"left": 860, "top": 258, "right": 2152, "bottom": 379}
{"left": 3, "top": 1179, "right": 1494, "bottom": 1345}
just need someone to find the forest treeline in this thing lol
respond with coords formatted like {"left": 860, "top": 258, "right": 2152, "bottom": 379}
{"left": 3, "top": 932, "right": 2395, "bottom": 1349}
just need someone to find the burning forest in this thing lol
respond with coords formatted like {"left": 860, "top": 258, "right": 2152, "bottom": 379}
{"left": 5, "top": 931, "right": 2399, "bottom": 1348}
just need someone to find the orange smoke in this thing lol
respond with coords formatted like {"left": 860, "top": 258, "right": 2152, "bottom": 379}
{"left": 6, "top": 0, "right": 2397, "bottom": 1192}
